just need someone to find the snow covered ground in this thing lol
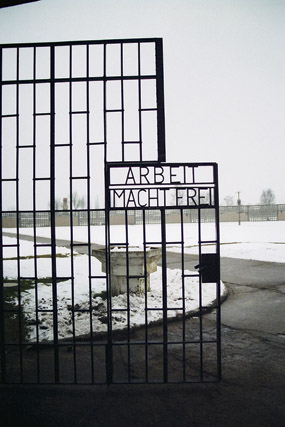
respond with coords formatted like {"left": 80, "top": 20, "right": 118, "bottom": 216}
{"left": 3, "top": 221, "right": 284, "bottom": 342}
{"left": 10, "top": 220, "right": 285, "bottom": 262}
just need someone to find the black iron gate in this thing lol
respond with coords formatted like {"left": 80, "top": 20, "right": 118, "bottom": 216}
{"left": 105, "top": 162, "right": 221, "bottom": 383}
{"left": 0, "top": 38, "right": 220, "bottom": 384}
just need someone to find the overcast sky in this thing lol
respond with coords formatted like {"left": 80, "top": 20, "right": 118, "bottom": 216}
{"left": 0, "top": 0, "right": 284, "bottom": 205}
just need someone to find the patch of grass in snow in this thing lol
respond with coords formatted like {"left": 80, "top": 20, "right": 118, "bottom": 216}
{"left": 3, "top": 275, "right": 70, "bottom": 343}
{"left": 92, "top": 290, "right": 107, "bottom": 300}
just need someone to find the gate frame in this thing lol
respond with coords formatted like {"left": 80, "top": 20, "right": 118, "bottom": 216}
{"left": 105, "top": 161, "right": 221, "bottom": 383}
{"left": 0, "top": 38, "right": 221, "bottom": 384}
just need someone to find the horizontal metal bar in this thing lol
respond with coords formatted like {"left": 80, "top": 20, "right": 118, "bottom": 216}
{"left": 105, "top": 109, "right": 123, "bottom": 113}
{"left": 109, "top": 379, "right": 219, "bottom": 385}
{"left": 109, "top": 242, "right": 127, "bottom": 246}
{"left": 70, "top": 111, "right": 89, "bottom": 115}
{"left": 3, "top": 341, "right": 109, "bottom": 347}
{"left": 109, "top": 184, "right": 215, "bottom": 189}
{"left": 107, "top": 161, "right": 218, "bottom": 168}
{"left": 17, "top": 145, "right": 34, "bottom": 149}
{"left": 2, "top": 207, "right": 106, "bottom": 214}
{"left": 87, "top": 141, "right": 105, "bottom": 146}
{"left": 109, "top": 205, "right": 216, "bottom": 211}
{"left": 1, "top": 74, "right": 157, "bottom": 85}
{"left": 0, "top": 37, "right": 161, "bottom": 49}
{"left": 118, "top": 340, "right": 215, "bottom": 347}
{"left": 69, "top": 176, "right": 89, "bottom": 180}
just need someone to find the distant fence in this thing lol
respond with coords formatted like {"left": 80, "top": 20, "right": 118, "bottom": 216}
{"left": 2, "top": 205, "right": 285, "bottom": 228}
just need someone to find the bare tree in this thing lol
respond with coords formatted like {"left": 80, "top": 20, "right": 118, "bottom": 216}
{"left": 223, "top": 196, "right": 234, "bottom": 206}
{"left": 71, "top": 192, "right": 86, "bottom": 209}
{"left": 260, "top": 189, "right": 276, "bottom": 205}
{"left": 49, "top": 194, "right": 86, "bottom": 210}
{"left": 94, "top": 195, "right": 100, "bottom": 209}
{"left": 49, "top": 197, "right": 63, "bottom": 210}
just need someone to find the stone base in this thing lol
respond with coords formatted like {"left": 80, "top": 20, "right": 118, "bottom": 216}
{"left": 92, "top": 247, "right": 161, "bottom": 296}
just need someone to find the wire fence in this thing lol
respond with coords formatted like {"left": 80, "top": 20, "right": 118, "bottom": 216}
{"left": 2, "top": 204, "right": 285, "bottom": 228}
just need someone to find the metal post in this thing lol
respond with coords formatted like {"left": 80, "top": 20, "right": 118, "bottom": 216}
{"left": 161, "top": 208, "right": 168, "bottom": 382}
{"left": 237, "top": 191, "right": 241, "bottom": 226}
{"left": 0, "top": 47, "right": 6, "bottom": 384}
{"left": 214, "top": 164, "right": 221, "bottom": 381}
{"left": 155, "top": 39, "right": 166, "bottom": 163}
{"left": 50, "top": 45, "right": 59, "bottom": 383}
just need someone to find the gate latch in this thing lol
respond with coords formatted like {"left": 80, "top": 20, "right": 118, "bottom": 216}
{"left": 194, "top": 253, "right": 219, "bottom": 283}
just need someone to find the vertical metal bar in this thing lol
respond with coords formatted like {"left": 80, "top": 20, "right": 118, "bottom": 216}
{"left": 138, "top": 43, "right": 143, "bottom": 161}
{"left": 142, "top": 209, "right": 148, "bottom": 382}
{"left": 86, "top": 43, "right": 95, "bottom": 383}
{"left": 197, "top": 207, "right": 203, "bottom": 381}
{"left": 0, "top": 47, "right": 6, "bottom": 384}
{"left": 69, "top": 44, "right": 77, "bottom": 383}
{"left": 161, "top": 208, "right": 168, "bottom": 382}
{"left": 214, "top": 164, "right": 221, "bottom": 380}
{"left": 180, "top": 208, "right": 186, "bottom": 381}
{"left": 16, "top": 47, "right": 23, "bottom": 383}
{"left": 155, "top": 39, "right": 166, "bottom": 163}
{"left": 50, "top": 45, "right": 59, "bottom": 383}
{"left": 105, "top": 165, "right": 113, "bottom": 384}
{"left": 32, "top": 46, "right": 40, "bottom": 382}
{"left": 104, "top": 45, "right": 113, "bottom": 385}
{"left": 125, "top": 210, "right": 131, "bottom": 382}
{"left": 120, "top": 43, "right": 125, "bottom": 162}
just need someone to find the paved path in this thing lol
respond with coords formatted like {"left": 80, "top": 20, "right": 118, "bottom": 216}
{"left": 168, "top": 252, "right": 285, "bottom": 346}
{"left": 1, "top": 234, "right": 285, "bottom": 426}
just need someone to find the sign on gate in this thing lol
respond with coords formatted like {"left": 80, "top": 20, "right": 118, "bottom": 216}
{"left": 108, "top": 163, "right": 216, "bottom": 209}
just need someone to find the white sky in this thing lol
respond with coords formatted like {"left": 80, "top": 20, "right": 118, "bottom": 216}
{"left": 0, "top": 0, "right": 284, "bottom": 205}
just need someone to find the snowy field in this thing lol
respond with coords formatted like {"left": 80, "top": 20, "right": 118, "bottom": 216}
{"left": 10, "top": 220, "right": 285, "bottom": 262}
{"left": 3, "top": 221, "right": 284, "bottom": 342}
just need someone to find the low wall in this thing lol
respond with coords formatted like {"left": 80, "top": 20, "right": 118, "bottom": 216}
{"left": 2, "top": 217, "right": 17, "bottom": 228}
{"left": 219, "top": 212, "right": 249, "bottom": 222}
{"left": 2, "top": 204, "right": 285, "bottom": 227}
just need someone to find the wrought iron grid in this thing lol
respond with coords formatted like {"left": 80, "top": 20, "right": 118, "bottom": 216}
{"left": 105, "top": 162, "right": 221, "bottom": 384}
{"left": 0, "top": 38, "right": 221, "bottom": 384}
